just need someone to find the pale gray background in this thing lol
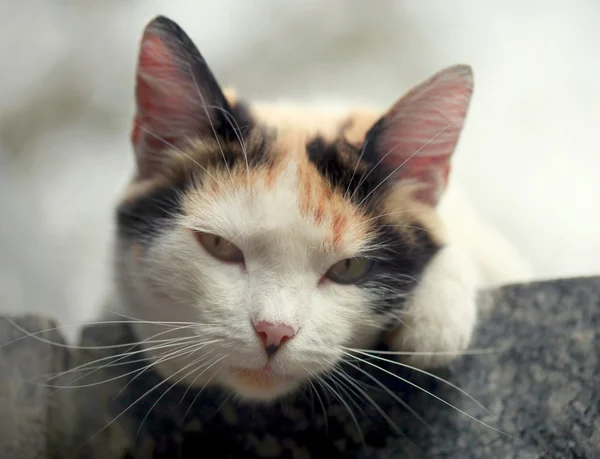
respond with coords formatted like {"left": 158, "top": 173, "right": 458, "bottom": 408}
{"left": 1, "top": 0, "right": 598, "bottom": 340}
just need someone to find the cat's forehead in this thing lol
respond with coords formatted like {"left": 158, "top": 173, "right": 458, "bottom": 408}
{"left": 180, "top": 131, "right": 373, "bottom": 256}
{"left": 224, "top": 88, "right": 379, "bottom": 144}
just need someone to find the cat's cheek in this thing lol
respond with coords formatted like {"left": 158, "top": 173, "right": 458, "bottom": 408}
{"left": 318, "top": 285, "right": 383, "bottom": 351}
{"left": 385, "top": 244, "right": 478, "bottom": 369}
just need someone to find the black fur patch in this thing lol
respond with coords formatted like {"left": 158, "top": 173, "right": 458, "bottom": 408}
{"left": 361, "top": 117, "right": 389, "bottom": 167}
{"left": 364, "top": 226, "right": 439, "bottom": 315}
{"left": 199, "top": 127, "right": 274, "bottom": 174}
{"left": 228, "top": 100, "right": 255, "bottom": 137}
{"left": 306, "top": 136, "right": 391, "bottom": 209}
{"left": 116, "top": 181, "right": 188, "bottom": 243}
{"left": 307, "top": 136, "right": 440, "bottom": 315}
{"left": 117, "top": 124, "right": 272, "bottom": 243}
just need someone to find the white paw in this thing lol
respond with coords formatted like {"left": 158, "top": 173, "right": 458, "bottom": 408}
{"left": 386, "top": 245, "right": 478, "bottom": 369}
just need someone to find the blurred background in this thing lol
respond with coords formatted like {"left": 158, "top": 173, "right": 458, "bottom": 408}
{"left": 0, "top": 0, "right": 598, "bottom": 340}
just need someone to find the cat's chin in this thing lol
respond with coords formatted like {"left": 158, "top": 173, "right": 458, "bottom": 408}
{"left": 220, "top": 366, "right": 304, "bottom": 402}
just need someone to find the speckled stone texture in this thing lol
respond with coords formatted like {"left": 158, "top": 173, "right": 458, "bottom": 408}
{"left": 0, "top": 315, "right": 69, "bottom": 459}
{"left": 1, "top": 277, "right": 598, "bottom": 458}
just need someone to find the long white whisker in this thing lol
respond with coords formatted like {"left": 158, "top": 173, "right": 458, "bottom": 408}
{"left": 139, "top": 126, "right": 227, "bottom": 193}
{"left": 327, "top": 371, "right": 371, "bottom": 435}
{"left": 315, "top": 367, "right": 364, "bottom": 444}
{"left": 357, "top": 123, "right": 454, "bottom": 208}
{"left": 45, "top": 340, "right": 218, "bottom": 391}
{"left": 135, "top": 352, "right": 224, "bottom": 439}
{"left": 182, "top": 358, "right": 226, "bottom": 420}
{"left": 44, "top": 328, "right": 205, "bottom": 381}
{"left": 328, "top": 362, "right": 410, "bottom": 443}
{"left": 189, "top": 66, "right": 234, "bottom": 188}
{"left": 340, "top": 359, "right": 430, "bottom": 429}
{"left": 341, "top": 351, "right": 519, "bottom": 441}
{"left": 106, "top": 310, "right": 206, "bottom": 327}
{"left": 301, "top": 366, "right": 329, "bottom": 432}
{"left": 83, "top": 350, "right": 223, "bottom": 448}
{"left": 207, "top": 103, "right": 251, "bottom": 191}
{"left": 45, "top": 333, "right": 201, "bottom": 381}
{"left": 0, "top": 316, "right": 198, "bottom": 350}
{"left": 345, "top": 346, "right": 501, "bottom": 357}
{"left": 344, "top": 348, "right": 491, "bottom": 413}
{"left": 344, "top": 139, "right": 369, "bottom": 200}
{"left": 116, "top": 340, "right": 222, "bottom": 397}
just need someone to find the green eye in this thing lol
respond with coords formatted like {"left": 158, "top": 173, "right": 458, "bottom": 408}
{"left": 325, "top": 257, "right": 373, "bottom": 284}
{"left": 194, "top": 232, "right": 244, "bottom": 263}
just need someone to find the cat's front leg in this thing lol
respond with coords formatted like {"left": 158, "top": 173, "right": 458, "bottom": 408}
{"left": 386, "top": 244, "right": 479, "bottom": 369}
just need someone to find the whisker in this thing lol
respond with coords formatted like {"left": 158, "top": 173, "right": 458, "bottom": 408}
{"left": 43, "top": 340, "right": 216, "bottom": 390}
{"left": 45, "top": 329, "right": 202, "bottom": 381}
{"left": 377, "top": 224, "right": 438, "bottom": 235}
{"left": 116, "top": 340, "right": 222, "bottom": 397}
{"left": 182, "top": 359, "right": 226, "bottom": 420}
{"left": 136, "top": 352, "right": 225, "bottom": 439}
{"left": 344, "top": 348, "right": 493, "bottom": 413}
{"left": 0, "top": 316, "right": 197, "bottom": 350}
{"left": 357, "top": 123, "right": 454, "bottom": 208}
{"left": 340, "top": 359, "right": 430, "bottom": 430}
{"left": 215, "top": 391, "right": 235, "bottom": 414}
{"left": 206, "top": 103, "right": 251, "bottom": 191}
{"left": 344, "top": 139, "right": 369, "bottom": 200}
{"left": 0, "top": 315, "right": 196, "bottom": 351}
{"left": 332, "top": 365, "right": 382, "bottom": 393}
{"left": 82, "top": 350, "right": 223, "bottom": 448}
{"left": 189, "top": 66, "right": 234, "bottom": 188}
{"left": 328, "top": 362, "right": 411, "bottom": 444}
{"left": 362, "top": 209, "right": 434, "bottom": 226}
{"left": 327, "top": 371, "right": 370, "bottom": 440}
{"left": 44, "top": 335, "right": 200, "bottom": 382}
{"left": 179, "top": 343, "right": 228, "bottom": 403}
{"left": 139, "top": 126, "right": 227, "bottom": 194}
{"left": 345, "top": 346, "right": 501, "bottom": 357}
{"left": 323, "top": 367, "right": 366, "bottom": 446}
{"left": 315, "top": 367, "right": 364, "bottom": 445}
{"left": 301, "top": 366, "right": 329, "bottom": 432}
{"left": 344, "top": 208, "right": 430, "bottom": 237}
{"left": 106, "top": 310, "right": 205, "bottom": 327}
{"left": 341, "top": 351, "right": 519, "bottom": 441}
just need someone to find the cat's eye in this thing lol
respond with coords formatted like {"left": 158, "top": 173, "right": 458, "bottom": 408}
{"left": 194, "top": 232, "right": 244, "bottom": 263}
{"left": 325, "top": 257, "right": 373, "bottom": 284}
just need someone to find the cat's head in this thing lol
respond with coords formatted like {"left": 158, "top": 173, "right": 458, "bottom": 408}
{"left": 115, "top": 16, "right": 473, "bottom": 402}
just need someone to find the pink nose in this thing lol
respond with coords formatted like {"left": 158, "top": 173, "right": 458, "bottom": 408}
{"left": 253, "top": 321, "right": 295, "bottom": 357}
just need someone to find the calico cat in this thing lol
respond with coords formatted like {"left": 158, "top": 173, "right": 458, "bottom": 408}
{"left": 113, "top": 16, "right": 528, "bottom": 403}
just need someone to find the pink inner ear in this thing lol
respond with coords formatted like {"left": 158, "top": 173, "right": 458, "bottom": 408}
{"left": 375, "top": 65, "right": 473, "bottom": 205}
{"left": 131, "top": 31, "right": 200, "bottom": 176}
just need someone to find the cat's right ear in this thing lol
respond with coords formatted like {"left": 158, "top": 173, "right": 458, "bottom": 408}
{"left": 131, "top": 16, "right": 241, "bottom": 178}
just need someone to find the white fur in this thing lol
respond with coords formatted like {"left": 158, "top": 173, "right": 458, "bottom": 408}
{"left": 438, "top": 181, "right": 533, "bottom": 288}
{"left": 386, "top": 244, "right": 478, "bottom": 369}
{"left": 383, "top": 181, "right": 532, "bottom": 369}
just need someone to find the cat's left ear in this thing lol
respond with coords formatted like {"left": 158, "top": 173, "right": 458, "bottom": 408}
{"left": 363, "top": 65, "right": 473, "bottom": 206}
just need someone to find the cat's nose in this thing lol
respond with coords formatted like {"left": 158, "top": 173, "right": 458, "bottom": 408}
{"left": 253, "top": 321, "right": 295, "bottom": 357}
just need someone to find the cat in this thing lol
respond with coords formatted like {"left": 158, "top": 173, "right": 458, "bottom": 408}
{"left": 112, "top": 15, "right": 531, "bottom": 403}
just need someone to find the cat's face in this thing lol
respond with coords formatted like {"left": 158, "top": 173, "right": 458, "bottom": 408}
{"left": 115, "top": 16, "right": 473, "bottom": 402}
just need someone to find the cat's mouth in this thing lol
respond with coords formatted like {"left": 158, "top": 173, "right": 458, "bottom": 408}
{"left": 225, "top": 364, "right": 302, "bottom": 400}
{"left": 230, "top": 364, "right": 295, "bottom": 385}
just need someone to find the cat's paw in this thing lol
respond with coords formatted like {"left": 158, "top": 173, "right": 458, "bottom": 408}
{"left": 386, "top": 244, "right": 478, "bottom": 369}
